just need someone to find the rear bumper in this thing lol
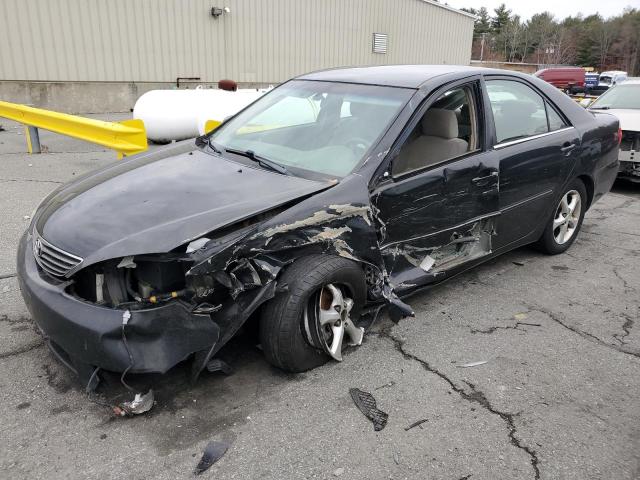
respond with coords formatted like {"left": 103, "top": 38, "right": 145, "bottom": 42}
{"left": 17, "top": 232, "right": 220, "bottom": 374}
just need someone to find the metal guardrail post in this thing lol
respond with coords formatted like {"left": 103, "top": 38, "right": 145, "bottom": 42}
{"left": 25, "top": 126, "right": 41, "bottom": 154}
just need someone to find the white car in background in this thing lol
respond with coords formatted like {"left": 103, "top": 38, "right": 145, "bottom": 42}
{"left": 597, "top": 71, "right": 628, "bottom": 91}
{"left": 589, "top": 80, "right": 640, "bottom": 182}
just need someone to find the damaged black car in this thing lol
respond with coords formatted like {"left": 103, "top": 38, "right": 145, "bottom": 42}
{"left": 17, "top": 65, "right": 621, "bottom": 389}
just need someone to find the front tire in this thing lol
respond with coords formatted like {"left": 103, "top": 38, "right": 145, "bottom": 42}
{"left": 259, "top": 255, "right": 366, "bottom": 373}
{"left": 536, "top": 179, "right": 587, "bottom": 255}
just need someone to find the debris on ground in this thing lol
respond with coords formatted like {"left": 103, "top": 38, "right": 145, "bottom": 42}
{"left": 349, "top": 388, "right": 388, "bottom": 431}
{"left": 456, "top": 361, "right": 488, "bottom": 368}
{"left": 194, "top": 440, "right": 229, "bottom": 475}
{"left": 514, "top": 313, "right": 528, "bottom": 320}
{"left": 206, "top": 358, "right": 233, "bottom": 375}
{"left": 112, "top": 389, "right": 154, "bottom": 416}
{"left": 404, "top": 418, "right": 428, "bottom": 431}
{"left": 375, "top": 381, "right": 396, "bottom": 390}
{"left": 512, "top": 261, "right": 525, "bottom": 266}
{"left": 333, "top": 467, "right": 345, "bottom": 477}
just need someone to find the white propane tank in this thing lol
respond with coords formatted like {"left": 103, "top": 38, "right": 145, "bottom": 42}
{"left": 133, "top": 84, "right": 272, "bottom": 143}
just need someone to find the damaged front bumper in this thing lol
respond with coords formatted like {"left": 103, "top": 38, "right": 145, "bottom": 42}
{"left": 16, "top": 233, "right": 273, "bottom": 380}
{"left": 618, "top": 159, "right": 640, "bottom": 183}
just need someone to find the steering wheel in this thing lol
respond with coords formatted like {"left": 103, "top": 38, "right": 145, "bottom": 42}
{"left": 345, "top": 137, "right": 369, "bottom": 155}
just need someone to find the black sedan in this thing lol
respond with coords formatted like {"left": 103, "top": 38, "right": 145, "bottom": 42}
{"left": 18, "top": 66, "right": 620, "bottom": 388}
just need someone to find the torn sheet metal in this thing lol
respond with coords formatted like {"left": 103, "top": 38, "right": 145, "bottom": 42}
{"left": 381, "top": 218, "right": 497, "bottom": 294}
{"left": 113, "top": 389, "right": 154, "bottom": 416}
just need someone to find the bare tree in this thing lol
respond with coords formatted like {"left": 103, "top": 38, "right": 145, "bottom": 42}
{"left": 595, "top": 20, "right": 615, "bottom": 69}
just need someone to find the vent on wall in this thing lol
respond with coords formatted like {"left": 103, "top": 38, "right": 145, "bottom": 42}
{"left": 372, "top": 33, "right": 388, "bottom": 54}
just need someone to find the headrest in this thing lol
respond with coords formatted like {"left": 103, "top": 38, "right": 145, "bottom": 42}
{"left": 421, "top": 108, "right": 459, "bottom": 139}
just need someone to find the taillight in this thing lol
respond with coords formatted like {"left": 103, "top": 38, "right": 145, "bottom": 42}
{"left": 617, "top": 127, "right": 623, "bottom": 145}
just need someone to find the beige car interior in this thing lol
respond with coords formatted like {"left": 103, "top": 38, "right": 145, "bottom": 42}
{"left": 393, "top": 87, "right": 477, "bottom": 175}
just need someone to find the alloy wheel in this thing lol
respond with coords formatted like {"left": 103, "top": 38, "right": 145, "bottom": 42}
{"left": 303, "top": 283, "right": 364, "bottom": 361}
{"left": 553, "top": 190, "right": 582, "bottom": 245}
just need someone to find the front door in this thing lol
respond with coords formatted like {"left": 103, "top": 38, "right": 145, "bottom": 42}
{"left": 371, "top": 79, "right": 500, "bottom": 291}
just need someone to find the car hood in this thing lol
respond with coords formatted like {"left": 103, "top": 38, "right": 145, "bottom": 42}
{"left": 34, "top": 146, "right": 331, "bottom": 267}
{"left": 593, "top": 109, "right": 640, "bottom": 131}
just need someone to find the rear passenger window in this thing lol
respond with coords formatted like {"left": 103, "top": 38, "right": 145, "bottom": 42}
{"left": 546, "top": 104, "right": 567, "bottom": 131}
{"left": 486, "top": 80, "right": 549, "bottom": 143}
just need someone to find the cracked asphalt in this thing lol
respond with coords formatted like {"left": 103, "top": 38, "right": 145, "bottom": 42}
{"left": 1, "top": 116, "right": 639, "bottom": 480}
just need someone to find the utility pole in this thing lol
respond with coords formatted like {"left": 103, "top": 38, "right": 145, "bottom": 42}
{"left": 480, "top": 32, "right": 486, "bottom": 62}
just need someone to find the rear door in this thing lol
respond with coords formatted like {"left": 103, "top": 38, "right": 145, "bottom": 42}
{"left": 484, "top": 77, "right": 580, "bottom": 249}
{"left": 371, "top": 78, "right": 500, "bottom": 290}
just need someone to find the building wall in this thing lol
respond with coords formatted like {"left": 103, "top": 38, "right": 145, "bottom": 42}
{"left": 0, "top": 0, "right": 474, "bottom": 83}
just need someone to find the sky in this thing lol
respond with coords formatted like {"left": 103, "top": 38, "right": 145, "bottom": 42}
{"left": 445, "top": 0, "right": 639, "bottom": 20}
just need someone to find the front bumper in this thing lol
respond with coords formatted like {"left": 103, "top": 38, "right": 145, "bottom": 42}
{"left": 618, "top": 158, "right": 640, "bottom": 183}
{"left": 17, "top": 233, "right": 221, "bottom": 375}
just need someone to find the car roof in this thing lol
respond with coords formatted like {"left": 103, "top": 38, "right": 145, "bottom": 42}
{"left": 296, "top": 64, "right": 505, "bottom": 89}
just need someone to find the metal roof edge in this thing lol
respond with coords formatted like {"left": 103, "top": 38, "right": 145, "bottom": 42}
{"left": 419, "top": 0, "right": 478, "bottom": 20}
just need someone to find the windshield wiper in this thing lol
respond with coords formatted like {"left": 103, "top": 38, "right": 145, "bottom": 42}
{"left": 225, "top": 148, "right": 289, "bottom": 175}
{"left": 590, "top": 106, "right": 611, "bottom": 110}
{"left": 203, "top": 136, "right": 225, "bottom": 155}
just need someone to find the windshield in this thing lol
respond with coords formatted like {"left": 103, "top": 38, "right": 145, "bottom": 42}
{"left": 206, "top": 80, "right": 413, "bottom": 178}
{"left": 590, "top": 84, "right": 640, "bottom": 110}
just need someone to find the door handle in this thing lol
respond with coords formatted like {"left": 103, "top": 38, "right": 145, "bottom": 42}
{"left": 471, "top": 170, "right": 498, "bottom": 186}
{"left": 561, "top": 142, "right": 576, "bottom": 155}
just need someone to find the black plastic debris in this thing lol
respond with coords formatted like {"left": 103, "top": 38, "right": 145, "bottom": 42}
{"left": 206, "top": 359, "right": 233, "bottom": 375}
{"left": 349, "top": 388, "right": 388, "bottom": 431}
{"left": 194, "top": 441, "right": 229, "bottom": 475}
{"left": 404, "top": 418, "right": 428, "bottom": 431}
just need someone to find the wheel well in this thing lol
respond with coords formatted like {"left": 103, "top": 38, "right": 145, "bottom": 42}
{"left": 577, "top": 175, "right": 594, "bottom": 209}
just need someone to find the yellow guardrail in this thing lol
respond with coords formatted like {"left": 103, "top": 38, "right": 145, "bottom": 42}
{"left": 0, "top": 100, "right": 148, "bottom": 158}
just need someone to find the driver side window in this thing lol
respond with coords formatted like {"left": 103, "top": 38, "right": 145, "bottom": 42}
{"left": 392, "top": 84, "right": 479, "bottom": 176}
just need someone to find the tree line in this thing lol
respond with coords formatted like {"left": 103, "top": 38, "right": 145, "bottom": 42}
{"left": 461, "top": 4, "right": 640, "bottom": 75}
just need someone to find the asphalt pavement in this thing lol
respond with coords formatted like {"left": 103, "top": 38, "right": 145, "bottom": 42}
{"left": 1, "top": 116, "right": 639, "bottom": 480}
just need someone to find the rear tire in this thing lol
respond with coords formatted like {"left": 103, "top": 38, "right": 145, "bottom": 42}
{"left": 536, "top": 179, "right": 587, "bottom": 255}
{"left": 259, "top": 255, "right": 366, "bottom": 373}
